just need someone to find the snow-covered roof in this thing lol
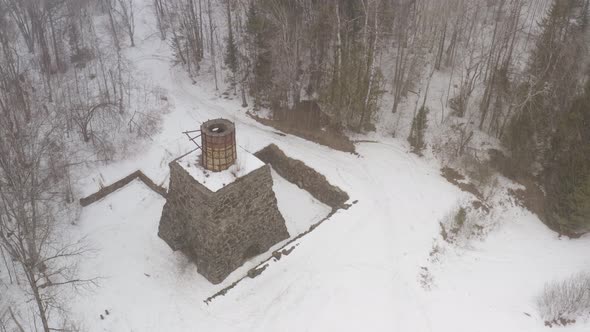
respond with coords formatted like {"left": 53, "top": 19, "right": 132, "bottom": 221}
{"left": 176, "top": 146, "right": 265, "bottom": 192}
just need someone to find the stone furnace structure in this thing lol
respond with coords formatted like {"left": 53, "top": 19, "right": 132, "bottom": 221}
{"left": 158, "top": 119, "right": 289, "bottom": 284}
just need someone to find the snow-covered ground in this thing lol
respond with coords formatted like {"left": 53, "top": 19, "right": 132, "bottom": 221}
{"left": 178, "top": 147, "right": 264, "bottom": 192}
{"left": 65, "top": 1, "right": 590, "bottom": 331}
{"left": 271, "top": 168, "right": 331, "bottom": 236}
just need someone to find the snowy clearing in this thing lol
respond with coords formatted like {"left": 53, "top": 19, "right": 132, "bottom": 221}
{"left": 59, "top": 1, "right": 590, "bottom": 331}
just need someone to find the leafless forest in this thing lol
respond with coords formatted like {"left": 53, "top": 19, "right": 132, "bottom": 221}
{"left": 0, "top": 0, "right": 589, "bottom": 330}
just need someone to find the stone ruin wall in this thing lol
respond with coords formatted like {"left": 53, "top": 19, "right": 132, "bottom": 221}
{"left": 255, "top": 144, "right": 349, "bottom": 209}
{"left": 159, "top": 161, "right": 289, "bottom": 284}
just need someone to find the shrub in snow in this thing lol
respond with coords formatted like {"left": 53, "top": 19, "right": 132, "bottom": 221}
{"left": 439, "top": 204, "right": 492, "bottom": 246}
{"left": 460, "top": 154, "right": 494, "bottom": 188}
{"left": 450, "top": 207, "right": 467, "bottom": 235}
{"left": 536, "top": 272, "right": 590, "bottom": 327}
{"left": 431, "top": 121, "right": 474, "bottom": 164}
{"left": 440, "top": 206, "right": 471, "bottom": 244}
{"left": 419, "top": 266, "right": 434, "bottom": 290}
{"left": 419, "top": 243, "right": 446, "bottom": 291}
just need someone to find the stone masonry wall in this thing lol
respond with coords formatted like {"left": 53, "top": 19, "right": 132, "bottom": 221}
{"left": 255, "top": 144, "right": 349, "bottom": 208}
{"left": 80, "top": 170, "right": 166, "bottom": 207}
{"left": 159, "top": 161, "right": 289, "bottom": 284}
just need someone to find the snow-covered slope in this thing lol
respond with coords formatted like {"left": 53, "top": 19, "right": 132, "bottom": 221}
{"left": 66, "top": 1, "right": 590, "bottom": 331}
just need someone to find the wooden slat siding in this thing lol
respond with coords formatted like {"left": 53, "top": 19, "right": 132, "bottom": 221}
{"left": 79, "top": 170, "right": 167, "bottom": 207}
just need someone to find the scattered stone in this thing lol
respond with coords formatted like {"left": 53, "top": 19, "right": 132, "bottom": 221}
{"left": 247, "top": 264, "right": 268, "bottom": 279}
{"left": 272, "top": 251, "right": 282, "bottom": 260}
{"left": 281, "top": 246, "right": 295, "bottom": 256}
{"left": 544, "top": 317, "right": 577, "bottom": 327}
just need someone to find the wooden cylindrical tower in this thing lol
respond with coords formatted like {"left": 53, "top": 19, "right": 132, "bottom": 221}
{"left": 200, "top": 119, "right": 237, "bottom": 172}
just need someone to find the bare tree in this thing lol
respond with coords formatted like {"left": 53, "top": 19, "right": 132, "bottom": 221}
{"left": 0, "top": 13, "right": 96, "bottom": 330}
{"left": 207, "top": 0, "right": 218, "bottom": 89}
{"left": 2, "top": 0, "right": 35, "bottom": 52}
{"left": 390, "top": 0, "right": 424, "bottom": 114}
{"left": 165, "top": 0, "right": 204, "bottom": 77}
{"left": 0, "top": 305, "right": 26, "bottom": 332}
{"left": 103, "top": 0, "right": 121, "bottom": 51}
{"left": 449, "top": 45, "right": 482, "bottom": 118}
{"left": 154, "top": 0, "right": 167, "bottom": 40}
{"left": 72, "top": 102, "right": 120, "bottom": 142}
{"left": 0, "top": 96, "right": 96, "bottom": 332}
{"left": 116, "top": 0, "right": 135, "bottom": 47}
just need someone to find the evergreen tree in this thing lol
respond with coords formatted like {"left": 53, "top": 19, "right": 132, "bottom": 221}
{"left": 224, "top": 31, "right": 238, "bottom": 79}
{"left": 563, "top": 175, "right": 590, "bottom": 235}
{"left": 245, "top": 1, "right": 272, "bottom": 108}
{"left": 224, "top": 0, "right": 238, "bottom": 87}
{"left": 545, "top": 78, "right": 590, "bottom": 236}
{"left": 408, "top": 106, "right": 429, "bottom": 155}
{"left": 504, "top": 0, "right": 585, "bottom": 176}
